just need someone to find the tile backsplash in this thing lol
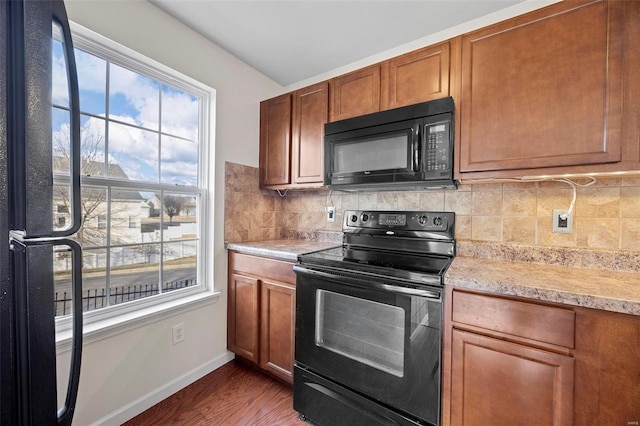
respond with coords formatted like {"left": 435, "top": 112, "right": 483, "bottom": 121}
{"left": 225, "top": 162, "right": 640, "bottom": 253}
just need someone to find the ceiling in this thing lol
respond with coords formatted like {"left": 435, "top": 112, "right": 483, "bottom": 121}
{"left": 150, "top": 0, "right": 527, "bottom": 87}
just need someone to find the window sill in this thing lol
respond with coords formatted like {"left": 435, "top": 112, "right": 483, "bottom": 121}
{"left": 55, "top": 290, "right": 220, "bottom": 354}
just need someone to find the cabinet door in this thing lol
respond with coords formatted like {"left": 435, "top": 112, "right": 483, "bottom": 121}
{"left": 292, "top": 82, "right": 329, "bottom": 184}
{"left": 260, "top": 94, "right": 291, "bottom": 187}
{"left": 458, "top": 0, "right": 624, "bottom": 177}
{"left": 260, "top": 279, "right": 296, "bottom": 383}
{"left": 451, "top": 329, "right": 574, "bottom": 426}
{"left": 381, "top": 42, "right": 451, "bottom": 110}
{"left": 227, "top": 273, "right": 260, "bottom": 363}
{"left": 331, "top": 64, "right": 380, "bottom": 121}
{"left": 574, "top": 308, "right": 640, "bottom": 425}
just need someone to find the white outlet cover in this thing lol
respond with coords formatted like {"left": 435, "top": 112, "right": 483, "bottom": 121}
{"left": 552, "top": 209, "right": 573, "bottom": 234}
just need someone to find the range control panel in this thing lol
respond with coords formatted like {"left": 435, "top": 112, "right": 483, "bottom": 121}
{"left": 344, "top": 210, "right": 454, "bottom": 232}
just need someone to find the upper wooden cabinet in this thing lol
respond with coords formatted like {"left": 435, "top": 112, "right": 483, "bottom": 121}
{"left": 457, "top": 0, "right": 629, "bottom": 179}
{"left": 292, "top": 82, "right": 329, "bottom": 185}
{"left": 259, "top": 94, "right": 291, "bottom": 187}
{"left": 381, "top": 41, "right": 455, "bottom": 110}
{"left": 330, "top": 64, "right": 380, "bottom": 121}
{"left": 260, "top": 83, "right": 328, "bottom": 190}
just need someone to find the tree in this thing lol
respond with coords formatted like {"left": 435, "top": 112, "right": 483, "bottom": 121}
{"left": 164, "top": 195, "right": 184, "bottom": 223}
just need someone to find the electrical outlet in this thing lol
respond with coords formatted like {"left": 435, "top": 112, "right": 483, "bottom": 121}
{"left": 326, "top": 206, "right": 336, "bottom": 222}
{"left": 552, "top": 209, "right": 573, "bottom": 234}
{"left": 172, "top": 322, "right": 185, "bottom": 345}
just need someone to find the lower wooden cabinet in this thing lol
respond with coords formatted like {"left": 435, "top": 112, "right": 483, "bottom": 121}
{"left": 444, "top": 288, "right": 640, "bottom": 426}
{"left": 450, "top": 329, "right": 574, "bottom": 426}
{"left": 227, "top": 251, "right": 296, "bottom": 383}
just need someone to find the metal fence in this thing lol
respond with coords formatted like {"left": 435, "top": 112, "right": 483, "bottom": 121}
{"left": 54, "top": 279, "right": 196, "bottom": 316}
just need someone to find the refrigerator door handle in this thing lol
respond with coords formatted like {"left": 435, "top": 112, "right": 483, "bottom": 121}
{"left": 51, "top": 0, "right": 81, "bottom": 238}
{"left": 52, "top": 239, "right": 83, "bottom": 426}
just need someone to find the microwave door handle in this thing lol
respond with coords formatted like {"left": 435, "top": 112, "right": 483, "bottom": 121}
{"left": 412, "top": 123, "right": 420, "bottom": 172}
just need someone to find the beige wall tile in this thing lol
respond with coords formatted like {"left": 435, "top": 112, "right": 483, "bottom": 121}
{"left": 358, "top": 193, "right": 378, "bottom": 210}
{"left": 503, "top": 217, "right": 536, "bottom": 244}
{"left": 419, "top": 191, "right": 445, "bottom": 210}
{"left": 576, "top": 218, "right": 620, "bottom": 250}
{"left": 621, "top": 219, "right": 640, "bottom": 250}
{"left": 536, "top": 217, "right": 576, "bottom": 247}
{"left": 455, "top": 215, "right": 471, "bottom": 240}
{"left": 575, "top": 187, "right": 619, "bottom": 218}
{"left": 378, "top": 192, "right": 398, "bottom": 210}
{"left": 223, "top": 162, "right": 640, "bottom": 253}
{"left": 622, "top": 177, "right": 640, "bottom": 187}
{"left": 537, "top": 188, "right": 573, "bottom": 217}
{"left": 472, "top": 190, "right": 502, "bottom": 215}
{"left": 397, "top": 192, "right": 420, "bottom": 210}
{"left": 503, "top": 190, "right": 536, "bottom": 216}
{"left": 471, "top": 216, "right": 502, "bottom": 241}
{"left": 445, "top": 191, "right": 472, "bottom": 215}
{"left": 620, "top": 187, "right": 640, "bottom": 218}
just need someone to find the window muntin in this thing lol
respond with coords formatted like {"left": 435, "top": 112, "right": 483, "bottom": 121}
{"left": 51, "top": 29, "right": 209, "bottom": 319}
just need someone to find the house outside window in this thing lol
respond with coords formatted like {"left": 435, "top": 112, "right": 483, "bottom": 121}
{"left": 51, "top": 24, "right": 213, "bottom": 322}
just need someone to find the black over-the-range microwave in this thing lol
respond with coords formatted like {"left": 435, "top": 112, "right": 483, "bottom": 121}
{"left": 324, "top": 96, "right": 457, "bottom": 191}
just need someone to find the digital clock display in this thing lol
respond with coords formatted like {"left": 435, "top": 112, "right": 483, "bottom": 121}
{"left": 379, "top": 214, "right": 406, "bottom": 226}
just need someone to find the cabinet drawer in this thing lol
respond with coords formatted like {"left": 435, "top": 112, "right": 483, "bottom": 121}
{"left": 452, "top": 290, "right": 575, "bottom": 348}
{"left": 229, "top": 251, "right": 295, "bottom": 284}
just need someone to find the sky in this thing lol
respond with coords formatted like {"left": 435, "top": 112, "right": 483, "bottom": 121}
{"left": 52, "top": 40, "right": 200, "bottom": 186}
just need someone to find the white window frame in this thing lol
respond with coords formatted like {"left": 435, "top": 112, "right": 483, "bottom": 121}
{"left": 54, "top": 23, "right": 218, "bottom": 349}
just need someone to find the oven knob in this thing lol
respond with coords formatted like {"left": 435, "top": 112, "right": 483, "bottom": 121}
{"left": 433, "top": 216, "right": 443, "bottom": 226}
{"left": 350, "top": 214, "right": 358, "bottom": 223}
{"left": 361, "top": 213, "right": 369, "bottom": 222}
{"left": 418, "top": 215, "right": 428, "bottom": 225}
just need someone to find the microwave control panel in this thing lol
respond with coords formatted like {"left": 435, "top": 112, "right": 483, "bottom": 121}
{"left": 425, "top": 122, "right": 450, "bottom": 172}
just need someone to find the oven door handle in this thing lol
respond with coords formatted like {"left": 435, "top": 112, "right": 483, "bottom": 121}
{"left": 293, "top": 265, "right": 442, "bottom": 300}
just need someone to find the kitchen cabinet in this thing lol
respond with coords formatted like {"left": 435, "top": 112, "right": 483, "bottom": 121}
{"left": 259, "top": 82, "right": 328, "bottom": 190}
{"left": 227, "top": 251, "right": 296, "bottom": 383}
{"left": 330, "top": 64, "right": 380, "bottom": 121}
{"left": 456, "top": 0, "right": 637, "bottom": 179}
{"left": 291, "top": 81, "right": 329, "bottom": 185}
{"left": 448, "top": 289, "right": 575, "bottom": 425}
{"left": 380, "top": 41, "right": 457, "bottom": 110}
{"left": 259, "top": 94, "right": 291, "bottom": 187}
{"left": 443, "top": 287, "right": 640, "bottom": 426}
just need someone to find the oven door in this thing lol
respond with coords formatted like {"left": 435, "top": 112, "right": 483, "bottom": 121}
{"left": 294, "top": 265, "right": 442, "bottom": 425}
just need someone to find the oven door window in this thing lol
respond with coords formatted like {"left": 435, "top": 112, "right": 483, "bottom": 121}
{"left": 316, "top": 290, "right": 405, "bottom": 377}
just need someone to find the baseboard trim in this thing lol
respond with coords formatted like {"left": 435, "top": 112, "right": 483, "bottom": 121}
{"left": 89, "top": 351, "right": 236, "bottom": 426}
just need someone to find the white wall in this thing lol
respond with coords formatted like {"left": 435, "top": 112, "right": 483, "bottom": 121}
{"left": 60, "top": 1, "right": 282, "bottom": 424}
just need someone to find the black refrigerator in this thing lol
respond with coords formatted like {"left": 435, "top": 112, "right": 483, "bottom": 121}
{"left": 1, "top": 0, "right": 83, "bottom": 424}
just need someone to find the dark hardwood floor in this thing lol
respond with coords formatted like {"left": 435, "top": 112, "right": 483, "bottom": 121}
{"left": 123, "top": 360, "right": 305, "bottom": 425}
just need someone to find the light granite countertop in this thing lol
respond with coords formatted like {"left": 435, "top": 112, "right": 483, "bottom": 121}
{"left": 225, "top": 239, "right": 340, "bottom": 261}
{"left": 226, "top": 240, "right": 640, "bottom": 316}
{"left": 446, "top": 256, "right": 640, "bottom": 316}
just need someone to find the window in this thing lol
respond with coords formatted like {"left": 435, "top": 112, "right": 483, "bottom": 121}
{"left": 51, "top": 24, "right": 212, "bottom": 322}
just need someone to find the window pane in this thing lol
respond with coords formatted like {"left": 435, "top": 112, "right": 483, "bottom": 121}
{"left": 52, "top": 39, "right": 68, "bottom": 108}
{"left": 80, "top": 248, "right": 108, "bottom": 313}
{"left": 160, "top": 135, "right": 198, "bottom": 186}
{"left": 109, "top": 63, "right": 159, "bottom": 131}
{"left": 110, "top": 244, "right": 160, "bottom": 306}
{"left": 80, "top": 115, "right": 106, "bottom": 177}
{"left": 110, "top": 189, "right": 147, "bottom": 245}
{"left": 163, "top": 241, "right": 197, "bottom": 293}
{"left": 108, "top": 122, "right": 159, "bottom": 182}
{"left": 161, "top": 84, "right": 199, "bottom": 141}
{"left": 161, "top": 193, "right": 198, "bottom": 240}
{"left": 52, "top": 107, "right": 71, "bottom": 174}
{"left": 78, "top": 187, "right": 108, "bottom": 247}
{"left": 76, "top": 48, "right": 107, "bottom": 115}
